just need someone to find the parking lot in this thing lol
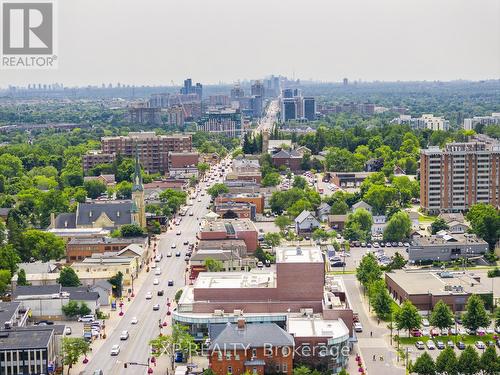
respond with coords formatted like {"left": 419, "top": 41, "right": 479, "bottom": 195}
{"left": 328, "top": 243, "right": 410, "bottom": 271}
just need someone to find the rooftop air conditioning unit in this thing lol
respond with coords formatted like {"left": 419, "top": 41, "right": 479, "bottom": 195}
{"left": 213, "top": 309, "right": 224, "bottom": 316}
{"left": 233, "top": 309, "right": 243, "bottom": 316}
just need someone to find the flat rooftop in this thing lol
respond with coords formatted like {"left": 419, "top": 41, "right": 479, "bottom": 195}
{"left": 288, "top": 317, "right": 349, "bottom": 339}
{"left": 386, "top": 269, "right": 498, "bottom": 296}
{"left": 413, "top": 233, "right": 487, "bottom": 246}
{"left": 0, "top": 302, "right": 21, "bottom": 324}
{"left": 0, "top": 329, "right": 53, "bottom": 350}
{"left": 201, "top": 219, "right": 257, "bottom": 233}
{"left": 275, "top": 246, "right": 324, "bottom": 264}
{"left": 194, "top": 270, "right": 276, "bottom": 289}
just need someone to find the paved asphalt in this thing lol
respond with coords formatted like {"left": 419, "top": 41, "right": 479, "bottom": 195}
{"left": 83, "top": 180, "right": 215, "bottom": 374}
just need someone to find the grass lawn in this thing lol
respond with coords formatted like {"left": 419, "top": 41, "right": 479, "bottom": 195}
{"left": 397, "top": 334, "right": 496, "bottom": 346}
{"left": 418, "top": 214, "right": 436, "bottom": 223}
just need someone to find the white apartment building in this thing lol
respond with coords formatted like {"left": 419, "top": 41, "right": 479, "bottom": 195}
{"left": 463, "top": 113, "right": 500, "bottom": 131}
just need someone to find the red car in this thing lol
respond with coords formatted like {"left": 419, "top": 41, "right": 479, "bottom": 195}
{"left": 411, "top": 329, "right": 422, "bottom": 337}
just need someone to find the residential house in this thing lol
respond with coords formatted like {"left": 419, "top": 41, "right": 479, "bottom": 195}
{"left": 351, "top": 201, "right": 372, "bottom": 213}
{"left": 208, "top": 319, "right": 294, "bottom": 375}
{"left": 371, "top": 215, "right": 387, "bottom": 235}
{"left": 316, "top": 203, "right": 331, "bottom": 222}
{"left": 294, "top": 210, "right": 321, "bottom": 234}
{"left": 89, "top": 280, "right": 113, "bottom": 307}
{"left": 271, "top": 149, "right": 303, "bottom": 171}
{"left": 83, "top": 174, "right": 116, "bottom": 187}
{"left": 328, "top": 215, "right": 348, "bottom": 231}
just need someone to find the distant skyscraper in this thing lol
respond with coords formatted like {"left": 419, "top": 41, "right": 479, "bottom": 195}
{"left": 343, "top": 78, "right": 348, "bottom": 86}
{"left": 197, "top": 109, "right": 242, "bottom": 138}
{"left": 303, "top": 97, "right": 316, "bottom": 121}
{"left": 180, "top": 78, "right": 203, "bottom": 99}
{"left": 250, "top": 95, "right": 263, "bottom": 118}
{"left": 231, "top": 85, "right": 245, "bottom": 99}
{"left": 281, "top": 99, "right": 296, "bottom": 122}
{"left": 282, "top": 88, "right": 293, "bottom": 99}
{"left": 251, "top": 80, "right": 265, "bottom": 98}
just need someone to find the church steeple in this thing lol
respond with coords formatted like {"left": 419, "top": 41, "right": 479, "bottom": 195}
{"left": 132, "top": 144, "right": 143, "bottom": 192}
{"left": 131, "top": 144, "right": 146, "bottom": 228}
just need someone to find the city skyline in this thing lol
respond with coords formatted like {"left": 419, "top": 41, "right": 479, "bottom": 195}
{"left": 1, "top": 0, "right": 499, "bottom": 88}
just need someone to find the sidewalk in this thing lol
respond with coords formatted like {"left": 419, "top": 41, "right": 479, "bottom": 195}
{"left": 72, "top": 241, "right": 159, "bottom": 374}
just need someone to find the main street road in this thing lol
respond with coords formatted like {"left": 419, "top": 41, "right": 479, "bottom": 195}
{"left": 254, "top": 99, "right": 279, "bottom": 136}
{"left": 83, "top": 183, "right": 214, "bottom": 374}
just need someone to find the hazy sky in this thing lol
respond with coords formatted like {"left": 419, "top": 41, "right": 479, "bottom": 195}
{"left": 2, "top": 0, "right": 499, "bottom": 87}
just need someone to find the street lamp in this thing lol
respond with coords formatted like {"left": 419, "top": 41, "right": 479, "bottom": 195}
{"left": 131, "top": 276, "right": 135, "bottom": 298}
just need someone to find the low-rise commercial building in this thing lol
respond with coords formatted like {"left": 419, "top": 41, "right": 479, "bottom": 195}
{"left": 385, "top": 269, "right": 496, "bottom": 312}
{"left": 198, "top": 219, "right": 258, "bottom": 253}
{"left": 408, "top": 232, "right": 488, "bottom": 262}
{"left": 328, "top": 172, "right": 373, "bottom": 189}
{"left": 215, "top": 193, "right": 264, "bottom": 214}
{"left": 65, "top": 236, "right": 147, "bottom": 262}
{"left": 215, "top": 202, "right": 256, "bottom": 220}
{"left": 71, "top": 256, "right": 140, "bottom": 286}
{"left": 227, "top": 159, "right": 262, "bottom": 184}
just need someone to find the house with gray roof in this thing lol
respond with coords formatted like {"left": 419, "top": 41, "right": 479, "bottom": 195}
{"left": 294, "top": 210, "right": 321, "bottom": 234}
{"left": 52, "top": 200, "right": 137, "bottom": 230}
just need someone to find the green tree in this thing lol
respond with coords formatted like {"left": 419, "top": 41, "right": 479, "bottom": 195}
{"left": 21, "top": 229, "right": 65, "bottom": 262}
{"left": 364, "top": 184, "right": 397, "bottom": 215}
{"left": 78, "top": 302, "right": 91, "bottom": 316}
{"left": 480, "top": 345, "right": 499, "bottom": 375}
{"left": 150, "top": 324, "right": 196, "bottom": 363}
{"left": 108, "top": 271, "right": 123, "bottom": 297}
{"left": 466, "top": 203, "right": 500, "bottom": 250}
{"left": 17, "top": 268, "right": 29, "bottom": 286}
{"left": 293, "top": 176, "right": 307, "bottom": 189}
{"left": 83, "top": 179, "right": 107, "bottom": 199}
{"left": 435, "top": 346, "right": 457, "bottom": 375}
{"left": 356, "top": 253, "right": 382, "bottom": 288}
{"left": 60, "top": 156, "right": 84, "bottom": 187}
{"left": 264, "top": 232, "right": 281, "bottom": 247}
{"left": 0, "top": 270, "right": 11, "bottom": 294}
{"left": 115, "top": 158, "right": 135, "bottom": 182}
{"left": 430, "top": 300, "right": 454, "bottom": 331}
{"left": 275, "top": 215, "right": 292, "bottom": 232}
{"left": 344, "top": 208, "right": 373, "bottom": 241}
{"left": 61, "top": 337, "right": 90, "bottom": 374}
{"left": 293, "top": 365, "right": 312, "bottom": 375}
{"left": 197, "top": 162, "right": 210, "bottom": 176}
{"left": 383, "top": 211, "right": 412, "bottom": 242}
{"left": 312, "top": 228, "right": 331, "bottom": 242}
{"left": 288, "top": 199, "right": 314, "bottom": 218}
{"left": 62, "top": 300, "right": 81, "bottom": 317}
{"left": 369, "top": 279, "right": 393, "bottom": 320}
{"left": 387, "top": 252, "right": 407, "bottom": 270}
{"left": 394, "top": 300, "right": 422, "bottom": 336}
{"left": 462, "top": 294, "right": 490, "bottom": 332}
{"left": 330, "top": 200, "right": 349, "bottom": 214}
{"left": 456, "top": 346, "right": 480, "bottom": 375}
{"left": 261, "top": 172, "right": 281, "bottom": 187}
{"left": 0, "top": 153, "right": 24, "bottom": 178}
{"left": 115, "top": 181, "right": 133, "bottom": 199}
{"left": 207, "top": 183, "right": 229, "bottom": 199}
{"left": 495, "top": 307, "right": 500, "bottom": 328}
{"left": 412, "top": 352, "right": 436, "bottom": 375}
{"left": 431, "top": 218, "right": 449, "bottom": 235}
{"left": 204, "top": 258, "right": 224, "bottom": 272}
{"left": 119, "top": 224, "right": 145, "bottom": 237}
{"left": 0, "top": 244, "right": 20, "bottom": 275}
{"left": 57, "top": 267, "right": 81, "bottom": 287}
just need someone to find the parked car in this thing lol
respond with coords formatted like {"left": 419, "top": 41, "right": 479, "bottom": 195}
{"left": 78, "top": 315, "right": 95, "bottom": 323}
{"left": 331, "top": 261, "right": 346, "bottom": 267}
{"left": 426, "top": 341, "right": 436, "bottom": 350}
{"left": 457, "top": 341, "right": 466, "bottom": 350}
{"left": 421, "top": 319, "right": 429, "bottom": 327}
{"left": 436, "top": 341, "right": 445, "bottom": 349}
{"left": 354, "top": 322, "right": 363, "bottom": 332}
{"left": 447, "top": 340, "right": 454, "bottom": 348}
{"left": 120, "top": 330, "right": 129, "bottom": 340}
{"left": 421, "top": 328, "right": 430, "bottom": 336}
{"left": 415, "top": 341, "right": 425, "bottom": 350}
{"left": 475, "top": 341, "right": 486, "bottom": 349}
{"left": 411, "top": 329, "right": 422, "bottom": 337}
{"left": 110, "top": 345, "right": 120, "bottom": 356}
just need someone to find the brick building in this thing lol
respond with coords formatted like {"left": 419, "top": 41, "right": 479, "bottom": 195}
{"left": 215, "top": 202, "right": 256, "bottom": 220}
{"left": 209, "top": 320, "right": 294, "bottom": 375}
{"left": 198, "top": 219, "right": 258, "bottom": 253}
{"left": 65, "top": 237, "right": 147, "bottom": 262}
{"left": 227, "top": 158, "right": 262, "bottom": 184}
{"left": 215, "top": 193, "right": 265, "bottom": 214}
{"left": 271, "top": 149, "right": 302, "bottom": 171}
{"left": 82, "top": 151, "right": 115, "bottom": 174}
{"left": 420, "top": 140, "right": 500, "bottom": 214}
{"left": 167, "top": 152, "right": 199, "bottom": 169}
{"left": 83, "top": 132, "right": 192, "bottom": 174}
